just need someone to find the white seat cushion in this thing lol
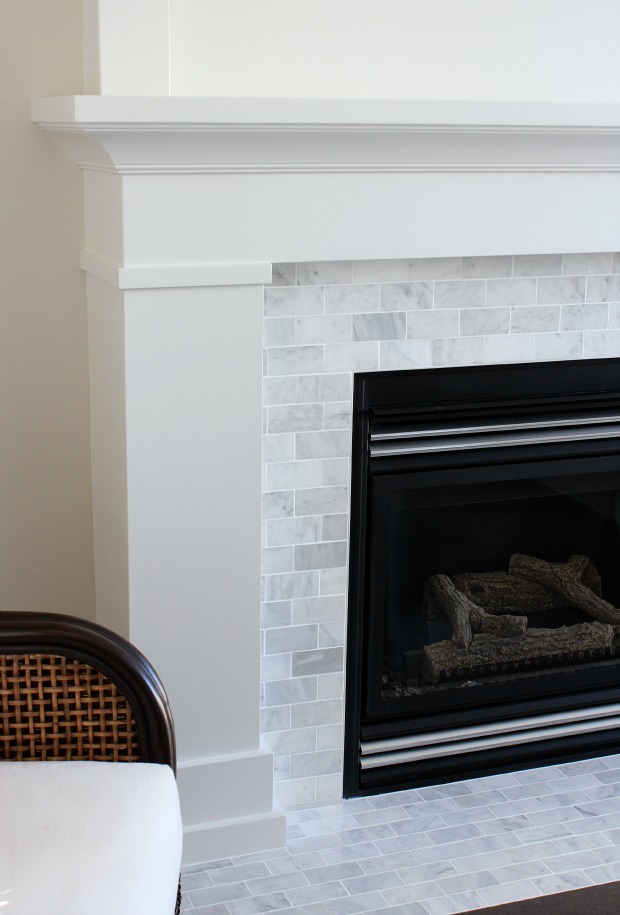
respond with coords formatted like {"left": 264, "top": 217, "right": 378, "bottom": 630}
{"left": 0, "top": 760, "right": 183, "bottom": 915}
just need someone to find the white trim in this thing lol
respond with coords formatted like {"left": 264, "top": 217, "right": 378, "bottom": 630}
{"left": 80, "top": 251, "right": 271, "bottom": 288}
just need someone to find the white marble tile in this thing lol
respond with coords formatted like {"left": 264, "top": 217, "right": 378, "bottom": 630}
{"left": 510, "top": 304, "right": 560, "bottom": 333}
{"left": 560, "top": 302, "right": 608, "bottom": 331}
{"left": 408, "top": 257, "right": 462, "bottom": 280}
{"left": 381, "top": 281, "right": 433, "bottom": 311}
{"left": 291, "top": 698, "right": 343, "bottom": 728}
{"left": 325, "top": 283, "right": 381, "bottom": 314}
{"left": 353, "top": 259, "right": 409, "bottom": 283}
{"left": 379, "top": 339, "right": 433, "bottom": 369}
{"left": 317, "top": 724, "right": 343, "bottom": 752}
{"left": 432, "top": 336, "right": 484, "bottom": 365}
{"left": 295, "top": 485, "right": 349, "bottom": 516}
{"left": 486, "top": 278, "right": 537, "bottom": 308}
{"left": 271, "top": 263, "right": 297, "bottom": 287}
{"left": 563, "top": 252, "right": 613, "bottom": 275}
{"left": 513, "top": 253, "right": 563, "bottom": 276}
{"left": 294, "top": 541, "right": 347, "bottom": 572}
{"left": 297, "top": 373, "right": 352, "bottom": 404}
{"left": 292, "top": 648, "right": 344, "bottom": 677}
{"left": 475, "top": 878, "right": 541, "bottom": 907}
{"left": 584, "top": 328, "right": 620, "bottom": 358}
{"left": 316, "top": 673, "right": 344, "bottom": 700}
{"left": 324, "top": 341, "right": 379, "bottom": 373}
{"left": 263, "top": 570, "right": 321, "bottom": 602}
{"left": 462, "top": 255, "right": 512, "bottom": 279}
{"left": 484, "top": 333, "right": 536, "bottom": 365}
{"left": 267, "top": 344, "right": 324, "bottom": 376}
{"left": 537, "top": 274, "right": 586, "bottom": 305}
{"left": 352, "top": 311, "right": 406, "bottom": 341}
{"left": 267, "top": 286, "right": 324, "bottom": 317}
{"left": 268, "top": 404, "right": 324, "bottom": 435}
{"left": 406, "top": 309, "right": 459, "bottom": 338}
{"left": 262, "top": 546, "right": 294, "bottom": 575}
{"left": 323, "top": 402, "right": 351, "bottom": 431}
{"left": 264, "top": 376, "right": 297, "bottom": 406}
{"left": 460, "top": 306, "right": 510, "bottom": 336}
{"left": 434, "top": 279, "right": 485, "bottom": 309}
{"left": 586, "top": 273, "right": 620, "bottom": 302}
{"left": 321, "top": 458, "right": 349, "bottom": 488}
{"left": 265, "top": 624, "right": 318, "bottom": 655}
{"left": 318, "top": 621, "right": 345, "bottom": 650}
{"left": 297, "top": 314, "right": 353, "bottom": 345}
{"left": 264, "top": 316, "right": 296, "bottom": 346}
{"left": 292, "top": 595, "right": 346, "bottom": 625}
{"left": 535, "top": 331, "right": 584, "bottom": 361}
{"left": 296, "top": 432, "right": 350, "bottom": 460}
{"left": 264, "top": 728, "right": 316, "bottom": 757}
{"left": 298, "top": 262, "right": 353, "bottom": 286}
{"left": 262, "top": 490, "right": 294, "bottom": 519}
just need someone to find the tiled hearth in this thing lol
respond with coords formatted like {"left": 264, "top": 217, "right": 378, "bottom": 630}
{"left": 260, "top": 251, "right": 620, "bottom": 809}
{"left": 181, "top": 754, "right": 620, "bottom": 914}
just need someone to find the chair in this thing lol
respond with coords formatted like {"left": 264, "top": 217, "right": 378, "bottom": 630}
{"left": 0, "top": 610, "right": 183, "bottom": 915}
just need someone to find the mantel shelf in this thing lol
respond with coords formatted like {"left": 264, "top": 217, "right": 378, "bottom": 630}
{"left": 32, "top": 96, "right": 620, "bottom": 176}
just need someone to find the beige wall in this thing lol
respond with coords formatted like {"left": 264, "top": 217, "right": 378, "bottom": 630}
{"left": 1, "top": 2, "right": 95, "bottom": 616}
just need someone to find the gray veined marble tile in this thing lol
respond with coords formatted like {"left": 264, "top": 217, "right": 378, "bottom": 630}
{"left": 318, "top": 620, "right": 345, "bottom": 649}
{"left": 324, "top": 283, "right": 381, "bottom": 314}
{"left": 268, "top": 404, "right": 324, "bottom": 435}
{"left": 560, "top": 303, "right": 608, "bottom": 331}
{"left": 262, "top": 546, "right": 294, "bottom": 575}
{"left": 292, "top": 595, "right": 346, "bottom": 625}
{"left": 584, "top": 329, "right": 620, "bottom": 358}
{"left": 513, "top": 253, "right": 563, "bottom": 276}
{"left": 322, "top": 459, "right": 349, "bottom": 487}
{"left": 262, "top": 490, "right": 294, "bottom": 520}
{"left": 263, "top": 433, "right": 295, "bottom": 465}
{"left": 297, "top": 373, "right": 352, "bottom": 404}
{"left": 510, "top": 304, "right": 560, "bottom": 333}
{"left": 352, "top": 311, "right": 406, "bottom": 341}
{"left": 324, "top": 341, "right": 379, "bottom": 373}
{"left": 265, "top": 624, "right": 318, "bottom": 655}
{"left": 353, "top": 259, "right": 410, "bottom": 283}
{"left": 296, "top": 314, "right": 353, "bottom": 345}
{"left": 271, "top": 263, "right": 297, "bottom": 287}
{"left": 534, "top": 331, "right": 584, "bottom": 361}
{"left": 406, "top": 309, "right": 459, "bottom": 339}
{"left": 295, "top": 485, "right": 349, "bottom": 517}
{"left": 460, "top": 307, "right": 510, "bottom": 336}
{"left": 267, "top": 515, "right": 321, "bottom": 548}
{"left": 263, "top": 570, "right": 320, "bottom": 602}
{"left": 267, "top": 345, "right": 324, "bottom": 377}
{"left": 462, "top": 255, "right": 512, "bottom": 279}
{"left": 486, "top": 278, "right": 537, "bottom": 308}
{"left": 563, "top": 252, "right": 613, "bottom": 275}
{"left": 292, "top": 648, "right": 344, "bottom": 677}
{"left": 323, "top": 402, "right": 352, "bottom": 431}
{"left": 264, "top": 376, "right": 297, "bottom": 406}
{"left": 317, "top": 723, "right": 344, "bottom": 751}
{"left": 432, "top": 336, "right": 484, "bottom": 366}
{"left": 296, "top": 431, "right": 351, "bottom": 461}
{"left": 264, "top": 676, "right": 318, "bottom": 708}
{"left": 261, "top": 653, "right": 293, "bottom": 683}
{"left": 297, "top": 261, "right": 353, "bottom": 286}
{"left": 484, "top": 334, "right": 536, "bottom": 365}
{"left": 264, "top": 316, "right": 296, "bottom": 347}
{"left": 380, "top": 281, "right": 433, "bottom": 311}
{"left": 321, "top": 513, "right": 348, "bottom": 542}
{"left": 291, "top": 698, "right": 342, "bottom": 729}
{"left": 319, "top": 567, "right": 347, "bottom": 598}
{"left": 536, "top": 274, "right": 586, "bottom": 305}
{"left": 266, "top": 460, "right": 323, "bottom": 492}
{"left": 434, "top": 279, "right": 485, "bottom": 309}
{"left": 379, "top": 339, "right": 433, "bottom": 370}
{"left": 267, "top": 285, "right": 324, "bottom": 317}
{"left": 261, "top": 601, "right": 292, "bottom": 629}
{"left": 408, "top": 256, "right": 462, "bottom": 280}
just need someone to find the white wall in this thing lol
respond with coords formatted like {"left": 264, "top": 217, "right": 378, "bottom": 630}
{"left": 1, "top": 1, "right": 95, "bottom": 616}
{"left": 171, "top": 0, "right": 620, "bottom": 101}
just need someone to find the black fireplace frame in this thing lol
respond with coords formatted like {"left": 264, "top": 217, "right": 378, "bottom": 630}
{"left": 344, "top": 358, "right": 620, "bottom": 796}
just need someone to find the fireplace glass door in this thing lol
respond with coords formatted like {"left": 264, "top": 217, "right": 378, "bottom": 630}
{"left": 345, "top": 359, "right": 620, "bottom": 795}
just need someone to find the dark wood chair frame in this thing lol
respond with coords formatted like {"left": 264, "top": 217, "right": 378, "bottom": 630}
{"left": 0, "top": 610, "right": 181, "bottom": 914}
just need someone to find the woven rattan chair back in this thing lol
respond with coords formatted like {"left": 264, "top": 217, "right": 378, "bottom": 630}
{"left": 0, "top": 611, "right": 180, "bottom": 914}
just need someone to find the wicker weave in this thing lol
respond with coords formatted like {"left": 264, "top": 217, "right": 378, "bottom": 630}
{"left": 0, "top": 653, "right": 140, "bottom": 762}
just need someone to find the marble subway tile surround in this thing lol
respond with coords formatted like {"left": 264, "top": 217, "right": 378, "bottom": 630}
{"left": 261, "top": 252, "right": 620, "bottom": 810}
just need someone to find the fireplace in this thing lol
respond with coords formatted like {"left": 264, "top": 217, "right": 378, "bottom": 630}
{"left": 345, "top": 357, "right": 620, "bottom": 795}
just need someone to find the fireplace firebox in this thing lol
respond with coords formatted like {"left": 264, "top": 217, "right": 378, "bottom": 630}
{"left": 344, "top": 358, "right": 620, "bottom": 796}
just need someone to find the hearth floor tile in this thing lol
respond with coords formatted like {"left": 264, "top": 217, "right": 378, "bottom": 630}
{"left": 181, "top": 754, "right": 620, "bottom": 914}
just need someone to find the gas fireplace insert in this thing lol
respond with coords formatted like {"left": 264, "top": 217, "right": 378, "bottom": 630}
{"left": 344, "top": 358, "right": 620, "bottom": 796}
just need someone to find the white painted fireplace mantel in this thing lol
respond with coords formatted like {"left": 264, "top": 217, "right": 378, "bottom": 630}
{"left": 32, "top": 94, "right": 620, "bottom": 863}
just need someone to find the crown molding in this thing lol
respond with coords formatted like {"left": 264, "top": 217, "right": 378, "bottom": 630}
{"left": 32, "top": 96, "right": 620, "bottom": 175}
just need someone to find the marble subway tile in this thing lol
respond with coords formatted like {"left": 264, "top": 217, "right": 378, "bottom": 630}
{"left": 267, "top": 403, "right": 323, "bottom": 435}
{"left": 321, "top": 513, "right": 348, "bottom": 541}
{"left": 264, "top": 317, "right": 295, "bottom": 347}
{"left": 263, "top": 376, "right": 296, "bottom": 406}
{"left": 380, "top": 281, "right": 433, "bottom": 311}
{"left": 352, "top": 311, "right": 406, "bottom": 341}
{"left": 379, "top": 339, "right": 433, "bottom": 370}
{"left": 296, "top": 314, "right": 352, "bottom": 345}
{"left": 535, "top": 331, "right": 584, "bottom": 361}
{"left": 265, "top": 676, "right": 318, "bottom": 707}
{"left": 406, "top": 309, "right": 459, "bottom": 339}
{"left": 291, "top": 698, "right": 343, "bottom": 728}
{"left": 262, "top": 433, "right": 295, "bottom": 464}
{"left": 563, "top": 252, "right": 613, "bottom": 275}
{"left": 587, "top": 273, "right": 620, "bottom": 302}
{"left": 323, "top": 402, "right": 352, "bottom": 430}
{"left": 267, "top": 515, "right": 321, "bottom": 547}
{"left": 408, "top": 256, "right": 462, "bottom": 280}
{"left": 484, "top": 333, "right": 535, "bottom": 365}
{"left": 297, "top": 373, "right": 352, "bottom": 404}
{"left": 510, "top": 305, "right": 560, "bottom": 333}
{"left": 320, "top": 567, "right": 348, "bottom": 596}
{"left": 294, "top": 541, "right": 347, "bottom": 572}
{"left": 265, "top": 624, "right": 318, "bottom": 655}
{"left": 261, "top": 600, "right": 292, "bottom": 629}
{"left": 267, "top": 460, "right": 323, "bottom": 492}
{"left": 317, "top": 723, "right": 344, "bottom": 751}
{"left": 460, "top": 307, "right": 510, "bottom": 336}
{"left": 432, "top": 336, "right": 484, "bottom": 366}
{"left": 324, "top": 341, "right": 379, "bottom": 373}
{"left": 263, "top": 570, "right": 320, "bottom": 602}
{"left": 267, "top": 344, "right": 324, "bottom": 376}
{"left": 318, "top": 620, "right": 345, "bottom": 649}
{"left": 462, "top": 255, "right": 512, "bottom": 278}
{"left": 267, "top": 285, "right": 324, "bottom": 317}
{"left": 325, "top": 283, "right": 380, "bottom": 314}
{"left": 434, "top": 279, "right": 485, "bottom": 309}
{"left": 297, "top": 261, "right": 353, "bottom": 285}
{"left": 295, "top": 485, "right": 349, "bottom": 517}
{"left": 486, "top": 278, "right": 537, "bottom": 308}
{"left": 296, "top": 431, "right": 350, "bottom": 460}
{"left": 560, "top": 303, "right": 608, "bottom": 331}
{"left": 262, "top": 546, "right": 294, "bottom": 575}
{"left": 292, "top": 595, "right": 346, "bottom": 625}
{"left": 263, "top": 728, "right": 317, "bottom": 757}
{"left": 262, "top": 490, "right": 294, "bottom": 520}
{"left": 261, "top": 653, "right": 292, "bottom": 683}
{"left": 513, "top": 253, "right": 562, "bottom": 276}
{"left": 260, "top": 705, "right": 291, "bottom": 734}
{"left": 291, "top": 750, "right": 342, "bottom": 779}
{"left": 537, "top": 275, "right": 586, "bottom": 305}
{"left": 293, "top": 647, "right": 344, "bottom": 678}
{"left": 353, "top": 259, "right": 409, "bottom": 283}
{"left": 271, "top": 263, "right": 297, "bottom": 286}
